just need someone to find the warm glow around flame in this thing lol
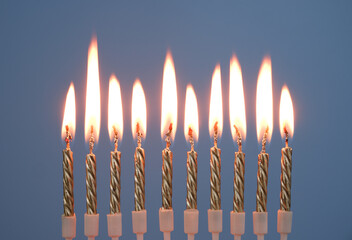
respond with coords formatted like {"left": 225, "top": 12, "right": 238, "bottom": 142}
{"left": 184, "top": 85, "right": 199, "bottom": 143}
{"left": 85, "top": 36, "right": 101, "bottom": 143}
{"left": 108, "top": 74, "right": 124, "bottom": 142}
{"left": 131, "top": 79, "right": 147, "bottom": 140}
{"left": 229, "top": 55, "right": 246, "bottom": 141}
{"left": 209, "top": 64, "right": 223, "bottom": 139}
{"left": 256, "top": 57, "right": 273, "bottom": 142}
{"left": 161, "top": 50, "right": 178, "bottom": 141}
{"left": 280, "top": 86, "right": 294, "bottom": 138}
{"left": 61, "top": 83, "right": 76, "bottom": 140}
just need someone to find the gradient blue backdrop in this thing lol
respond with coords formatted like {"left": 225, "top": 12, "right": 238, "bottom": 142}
{"left": 1, "top": 1, "right": 351, "bottom": 239}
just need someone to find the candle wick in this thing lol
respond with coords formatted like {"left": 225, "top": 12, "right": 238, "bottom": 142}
{"left": 89, "top": 126, "right": 95, "bottom": 154}
{"left": 213, "top": 122, "right": 218, "bottom": 148}
{"left": 261, "top": 126, "right": 269, "bottom": 153}
{"left": 188, "top": 127, "right": 194, "bottom": 151}
{"left": 234, "top": 124, "right": 242, "bottom": 152}
{"left": 136, "top": 123, "right": 142, "bottom": 148}
{"left": 113, "top": 126, "right": 119, "bottom": 152}
{"left": 284, "top": 127, "right": 289, "bottom": 148}
{"left": 165, "top": 123, "right": 172, "bottom": 149}
{"left": 65, "top": 125, "right": 72, "bottom": 150}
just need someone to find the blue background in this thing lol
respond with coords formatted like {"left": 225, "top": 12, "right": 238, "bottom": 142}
{"left": 1, "top": 1, "right": 351, "bottom": 239}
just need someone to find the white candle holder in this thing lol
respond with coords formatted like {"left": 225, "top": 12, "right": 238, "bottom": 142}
{"left": 184, "top": 209, "right": 199, "bottom": 240}
{"left": 107, "top": 213, "right": 122, "bottom": 240}
{"left": 62, "top": 214, "right": 76, "bottom": 240}
{"left": 159, "top": 208, "right": 174, "bottom": 240}
{"left": 230, "top": 211, "right": 245, "bottom": 240}
{"left": 208, "top": 209, "right": 222, "bottom": 240}
{"left": 277, "top": 210, "right": 293, "bottom": 240}
{"left": 253, "top": 211, "right": 268, "bottom": 240}
{"left": 84, "top": 213, "right": 99, "bottom": 240}
{"left": 132, "top": 209, "right": 147, "bottom": 240}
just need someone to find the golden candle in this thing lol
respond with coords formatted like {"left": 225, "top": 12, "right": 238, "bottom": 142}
{"left": 280, "top": 132, "right": 292, "bottom": 211}
{"left": 61, "top": 83, "right": 76, "bottom": 217}
{"left": 84, "top": 36, "right": 101, "bottom": 215}
{"left": 279, "top": 86, "right": 294, "bottom": 211}
{"left": 160, "top": 52, "right": 177, "bottom": 210}
{"left": 63, "top": 126, "right": 74, "bottom": 216}
{"left": 208, "top": 65, "right": 223, "bottom": 211}
{"left": 210, "top": 124, "right": 221, "bottom": 210}
{"left": 162, "top": 124, "right": 173, "bottom": 209}
{"left": 86, "top": 127, "right": 97, "bottom": 215}
{"left": 110, "top": 133, "right": 121, "bottom": 214}
{"left": 184, "top": 85, "right": 199, "bottom": 210}
{"left": 108, "top": 75, "right": 124, "bottom": 214}
{"left": 256, "top": 128, "right": 269, "bottom": 212}
{"left": 255, "top": 56, "right": 273, "bottom": 213}
{"left": 229, "top": 56, "right": 247, "bottom": 214}
{"left": 233, "top": 125, "right": 245, "bottom": 213}
{"left": 186, "top": 128, "right": 198, "bottom": 210}
{"left": 134, "top": 124, "right": 145, "bottom": 211}
{"left": 131, "top": 80, "right": 147, "bottom": 212}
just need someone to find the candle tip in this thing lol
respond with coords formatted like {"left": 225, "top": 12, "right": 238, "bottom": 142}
{"left": 261, "top": 126, "right": 269, "bottom": 153}
{"left": 284, "top": 126, "right": 289, "bottom": 148}
{"left": 234, "top": 124, "right": 242, "bottom": 152}
{"left": 113, "top": 126, "right": 119, "bottom": 151}
{"left": 65, "top": 125, "right": 72, "bottom": 149}
{"left": 188, "top": 127, "right": 194, "bottom": 150}
{"left": 165, "top": 123, "right": 173, "bottom": 148}
{"left": 89, "top": 126, "right": 95, "bottom": 154}
{"left": 213, "top": 122, "right": 218, "bottom": 147}
{"left": 136, "top": 123, "right": 143, "bottom": 147}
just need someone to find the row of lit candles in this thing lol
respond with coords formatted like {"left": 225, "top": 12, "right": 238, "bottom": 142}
{"left": 61, "top": 37, "right": 294, "bottom": 240}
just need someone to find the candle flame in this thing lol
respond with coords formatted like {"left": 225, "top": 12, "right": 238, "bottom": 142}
{"left": 209, "top": 64, "right": 223, "bottom": 139}
{"left": 229, "top": 55, "right": 246, "bottom": 142}
{"left": 184, "top": 85, "right": 199, "bottom": 143}
{"left": 84, "top": 36, "right": 101, "bottom": 143}
{"left": 161, "top": 50, "right": 178, "bottom": 142}
{"left": 61, "top": 83, "right": 76, "bottom": 140}
{"left": 131, "top": 79, "right": 147, "bottom": 140}
{"left": 280, "top": 85, "right": 294, "bottom": 139}
{"left": 108, "top": 74, "right": 124, "bottom": 142}
{"left": 256, "top": 56, "right": 273, "bottom": 143}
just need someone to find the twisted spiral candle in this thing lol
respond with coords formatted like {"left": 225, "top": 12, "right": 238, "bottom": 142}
{"left": 63, "top": 126, "right": 74, "bottom": 216}
{"left": 134, "top": 125, "right": 145, "bottom": 211}
{"left": 186, "top": 128, "right": 198, "bottom": 210}
{"left": 233, "top": 125, "right": 245, "bottom": 213}
{"left": 86, "top": 128, "right": 97, "bottom": 215}
{"left": 210, "top": 123, "right": 221, "bottom": 210}
{"left": 162, "top": 124, "right": 173, "bottom": 210}
{"left": 110, "top": 131, "right": 121, "bottom": 214}
{"left": 280, "top": 130, "right": 293, "bottom": 211}
{"left": 256, "top": 127, "right": 269, "bottom": 212}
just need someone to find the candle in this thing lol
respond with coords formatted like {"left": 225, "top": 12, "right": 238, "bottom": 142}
{"left": 256, "top": 128, "right": 269, "bottom": 212}
{"left": 162, "top": 129, "right": 173, "bottom": 209}
{"left": 84, "top": 36, "right": 101, "bottom": 215}
{"left": 208, "top": 65, "right": 223, "bottom": 210}
{"left": 255, "top": 57, "right": 273, "bottom": 213}
{"left": 233, "top": 126, "right": 245, "bottom": 212}
{"left": 228, "top": 55, "right": 247, "bottom": 240}
{"left": 229, "top": 56, "right": 247, "bottom": 213}
{"left": 184, "top": 85, "right": 199, "bottom": 210}
{"left": 160, "top": 51, "right": 177, "bottom": 210}
{"left": 187, "top": 129, "right": 198, "bottom": 209}
{"left": 86, "top": 128, "right": 98, "bottom": 214}
{"left": 131, "top": 80, "right": 147, "bottom": 211}
{"left": 279, "top": 86, "right": 294, "bottom": 211}
{"left": 63, "top": 127, "right": 74, "bottom": 216}
{"left": 62, "top": 83, "right": 76, "bottom": 217}
{"left": 108, "top": 75, "right": 124, "bottom": 214}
